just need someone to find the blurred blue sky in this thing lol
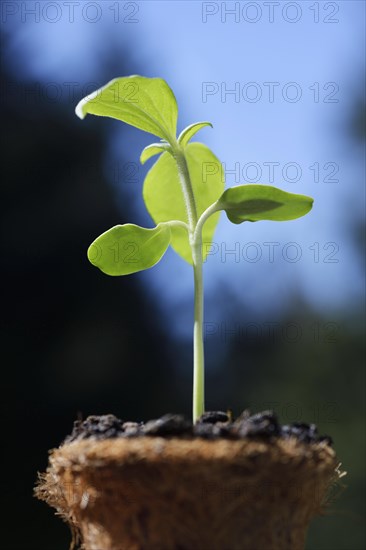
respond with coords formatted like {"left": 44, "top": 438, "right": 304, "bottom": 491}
{"left": 3, "top": 0, "right": 365, "bottom": 338}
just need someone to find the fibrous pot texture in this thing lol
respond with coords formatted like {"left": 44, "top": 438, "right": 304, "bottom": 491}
{"left": 36, "top": 435, "right": 338, "bottom": 550}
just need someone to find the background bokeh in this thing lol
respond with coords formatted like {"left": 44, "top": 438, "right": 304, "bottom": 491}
{"left": 1, "top": 1, "right": 365, "bottom": 548}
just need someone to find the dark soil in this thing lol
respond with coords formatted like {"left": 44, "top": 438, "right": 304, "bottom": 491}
{"left": 64, "top": 410, "right": 333, "bottom": 446}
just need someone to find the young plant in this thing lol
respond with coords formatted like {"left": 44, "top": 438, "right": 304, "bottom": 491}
{"left": 76, "top": 76, "right": 313, "bottom": 422}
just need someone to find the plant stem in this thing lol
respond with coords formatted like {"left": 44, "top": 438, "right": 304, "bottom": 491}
{"left": 191, "top": 203, "right": 220, "bottom": 422}
{"left": 167, "top": 220, "right": 190, "bottom": 233}
{"left": 194, "top": 201, "right": 220, "bottom": 243}
{"left": 172, "top": 149, "right": 198, "bottom": 230}
{"left": 192, "top": 241, "right": 204, "bottom": 422}
{"left": 173, "top": 146, "right": 205, "bottom": 422}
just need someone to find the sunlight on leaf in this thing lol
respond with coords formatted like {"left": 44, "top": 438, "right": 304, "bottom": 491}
{"left": 76, "top": 76, "right": 178, "bottom": 142}
{"left": 178, "top": 122, "right": 213, "bottom": 148}
{"left": 140, "top": 142, "right": 170, "bottom": 165}
{"left": 88, "top": 223, "right": 171, "bottom": 276}
{"left": 217, "top": 184, "right": 314, "bottom": 224}
{"left": 143, "top": 143, "right": 224, "bottom": 263}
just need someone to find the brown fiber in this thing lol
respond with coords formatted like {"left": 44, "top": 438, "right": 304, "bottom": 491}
{"left": 35, "top": 437, "right": 339, "bottom": 550}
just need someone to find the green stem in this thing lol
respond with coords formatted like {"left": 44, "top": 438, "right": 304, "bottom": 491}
{"left": 194, "top": 201, "right": 220, "bottom": 243}
{"left": 192, "top": 241, "right": 204, "bottom": 423}
{"left": 167, "top": 220, "right": 190, "bottom": 233}
{"left": 172, "top": 146, "right": 205, "bottom": 422}
{"left": 172, "top": 148, "right": 198, "bottom": 230}
{"left": 191, "top": 203, "right": 221, "bottom": 422}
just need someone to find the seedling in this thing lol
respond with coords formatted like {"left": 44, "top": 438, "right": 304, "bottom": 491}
{"left": 76, "top": 76, "right": 313, "bottom": 422}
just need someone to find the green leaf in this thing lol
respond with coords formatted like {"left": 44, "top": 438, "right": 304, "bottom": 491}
{"left": 87, "top": 223, "right": 171, "bottom": 276}
{"left": 178, "top": 122, "right": 213, "bottom": 148}
{"left": 140, "top": 142, "right": 170, "bottom": 165}
{"left": 217, "top": 184, "right": 314, "bottom": 224}
{"left": 75, "top": 76, "right": 178, "bottom": 142}
{"left": 143, "top": 143, "right": 224, "bottom": 263}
